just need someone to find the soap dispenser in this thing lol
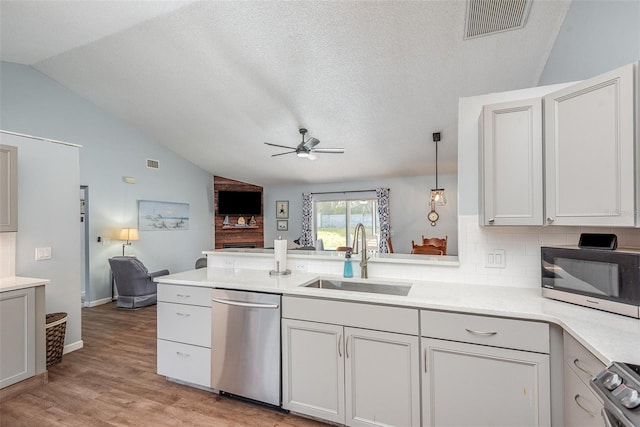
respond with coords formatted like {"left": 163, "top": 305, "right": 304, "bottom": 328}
{"left": 343, "top": 250, "right": 353, "bottom": 278}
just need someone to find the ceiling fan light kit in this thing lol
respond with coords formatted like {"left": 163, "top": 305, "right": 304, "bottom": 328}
{"left": 264, "top": 128, "right": 344, "bottom": 160}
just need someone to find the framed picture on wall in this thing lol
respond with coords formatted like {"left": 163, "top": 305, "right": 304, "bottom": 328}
{"left": 277, "top": 220, "right": 288, "bottom": 231}
{"left": 276, "top": 201, "right": 289, "bottom": 219}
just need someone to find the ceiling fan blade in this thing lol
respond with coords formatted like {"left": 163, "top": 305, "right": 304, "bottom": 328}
{"left": 271, "top": 151, "right": 296, "bottom": 157}
{"left": 312, "top": 148, "right": 345, "bottom": 154}
{"left": 304, "top": 137, "right": 320, "bottom": 149}
{"left": 265, "top": 142, "right": 297, "bottom": 150}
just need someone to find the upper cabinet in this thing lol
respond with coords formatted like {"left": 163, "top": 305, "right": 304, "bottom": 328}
{"left": 544, "top": 63, "right": 635, "bottom": 227}
{"left": 480, "top": 62, "right": 637, "bottom": 227}
{"left": 481, "top": 98, "right": 543, "bottom": 226}
{"left": 0, "top": 144, "right": 18, "bottom": 232}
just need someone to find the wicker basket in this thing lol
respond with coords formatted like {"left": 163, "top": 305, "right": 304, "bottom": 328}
{"left": 46, "top": 312, "right": 67, "bottom": 368}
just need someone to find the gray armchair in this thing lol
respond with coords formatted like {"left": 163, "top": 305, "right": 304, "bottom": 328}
{"left": 108, "top": 256, "right": 169, "bottom": 309}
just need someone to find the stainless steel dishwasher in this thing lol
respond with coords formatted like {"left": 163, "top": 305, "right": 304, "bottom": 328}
{"left": 211, "top": 289, "right": 281, "bottom": 406}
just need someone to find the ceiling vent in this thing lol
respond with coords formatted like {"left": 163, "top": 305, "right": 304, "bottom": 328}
{"left": 464, "top": 0, "right": 532, "bottom": 39}
{"left": 146, "top": 159, "right": 159, "bottom": 169}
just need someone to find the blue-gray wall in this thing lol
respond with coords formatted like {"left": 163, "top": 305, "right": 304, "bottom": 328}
{"left": 1, "top": 62, "right": 213, "bottom": 331}
{"left": 539, "top": 0, "right": 640, "bottom": 85}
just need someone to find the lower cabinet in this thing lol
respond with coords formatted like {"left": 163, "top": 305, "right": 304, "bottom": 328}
{"left": 563, "top": 332, "right": 604, "bottom": 427}
{"left": 0, "top": 287, "right": 35, "bottom": 389}
{"left": 421, "top": 310, "right": 551, "bottom": 427}
{"left": 282, "top": 297, "right": 420, "bottom": 426}
{"left": 156, "top": 283, "right": 212, "bottom": 388}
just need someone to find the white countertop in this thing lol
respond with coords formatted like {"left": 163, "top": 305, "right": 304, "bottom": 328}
{"left": 157, "top": 267, "right": 640, "bottom": 366}
{"left": 0, "top": 276, "right": 49, "bottom": 293}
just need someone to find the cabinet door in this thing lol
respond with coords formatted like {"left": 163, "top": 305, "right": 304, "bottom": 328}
{"left": 0, "top": 144, "right": 18, "bottom": 232}
{"left": 564, "top": 363, "right": 603, "bottom": 427}
{"left": 544, "top": 62, "right": 635, "bottom": 226}
{"left": 422, "top": 338, "right": 550, "bottom": 427}
{"left": 282, "top": 319, "right": 345, "bottom": 424}
{"left": 0, "top": 288, "right": 35, "bottom": 389}
{"left": 481, "top": 98, "right": 543, "bottom": 226}
{"left": 345, "top": 327, "right": 420, "bottom": 427}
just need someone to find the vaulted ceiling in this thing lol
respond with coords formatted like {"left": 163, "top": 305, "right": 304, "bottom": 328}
{"left": 0, "top": 1, "right": 571, "bottom": 185}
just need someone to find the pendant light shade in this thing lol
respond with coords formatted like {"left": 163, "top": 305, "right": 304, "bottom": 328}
{"left": 430, "top": 132, "right": 446, "bottom": 206}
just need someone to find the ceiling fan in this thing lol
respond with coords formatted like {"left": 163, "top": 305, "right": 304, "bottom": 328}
{"left": 264, "top": 128, "right": 345, "bottom": 160}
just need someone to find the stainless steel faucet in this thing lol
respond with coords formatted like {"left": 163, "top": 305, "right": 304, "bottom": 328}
{"left": 352, "top": 223, "right": 369, "bottom": 279}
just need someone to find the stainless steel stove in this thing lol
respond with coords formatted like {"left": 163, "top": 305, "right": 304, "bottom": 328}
{"left": 591, "top": 362, "right": 640, "bottom": 427}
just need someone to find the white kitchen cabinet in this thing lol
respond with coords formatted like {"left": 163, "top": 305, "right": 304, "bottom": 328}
{"left": 544, "top": 62, "right": 636, "bottom": 226}
{"left": 282, "top": 319, "right": 345, "bottom": 424}
{"left": 421, "top": 310, "right": 551, "bottom": 427}
{"left": 563, "top": 332, "right": 604, "bottom": 427}
{"left": 0, "top": 144, "right": 18, "bottom": 232}
{"left": 481, "top": 98, "right": 543, "bottom": 226}
{"left": 282, "top": 297, "right": 420, "bottom": 426}
{"left": 156, "top": 283, "right": 212, "bottom": 388}
{"left": 0, "top": 287, "right": 35, "bottom": 388}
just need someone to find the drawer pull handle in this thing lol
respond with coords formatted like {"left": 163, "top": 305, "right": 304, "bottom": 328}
{"left": 176, "top": 294, "right": 191, "bottom": 298}
{"left": 574, "top": 394, "right": 596, "bottom": 418}
{"left": 176, "top": 352, "right": 191, "bottom": 357}
{"left": 465, "top": 328, "right": 497, "bottom": 337}
{"left": 573, "top": 358, "right": 595, "bottom": 376}
{"left": 176, "top": 312, "right": 191, "bottom": 317}
{"left": 424, "top": 347, "right": 428, "bottom": 374}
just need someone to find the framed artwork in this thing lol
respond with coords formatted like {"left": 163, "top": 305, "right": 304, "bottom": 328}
{"left": 276, "top": 200, "right": 289, "bottom": 219}
{"left": 138, "top": 200, "right": 189, "bottom": 231}
{"left": 277, "top": 220, "right": 288, "bottom": 231}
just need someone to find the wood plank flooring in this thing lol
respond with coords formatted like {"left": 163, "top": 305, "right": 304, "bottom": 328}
{"left": 0, "top": 302, "right": 328, "bottom": 427}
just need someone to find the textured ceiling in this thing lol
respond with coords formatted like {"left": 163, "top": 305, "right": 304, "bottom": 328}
{"left": 0, "top": 1, "right": 571, "bottom": 186}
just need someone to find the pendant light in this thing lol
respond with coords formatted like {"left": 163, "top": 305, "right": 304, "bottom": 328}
{"left": 430, "top": 132, "right": 446, "bottom": 206}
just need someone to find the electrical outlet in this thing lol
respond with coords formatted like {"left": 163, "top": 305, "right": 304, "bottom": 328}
{"left": 223, "top": 259, "right": 234, "bottom": 269}
{"left": 294, "top": 262, "right": 307, "bottom": 272}
{"left": 485, "top": 249, "right": 506, "bottom": 268}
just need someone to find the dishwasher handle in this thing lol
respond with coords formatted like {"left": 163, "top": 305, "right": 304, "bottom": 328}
{"left": 212, "top": 297, "right": 280, "bottom": 309}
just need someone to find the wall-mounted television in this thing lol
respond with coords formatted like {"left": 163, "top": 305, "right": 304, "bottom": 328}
{"left": 217, "top": 191, "right": 262, "bottom": 215}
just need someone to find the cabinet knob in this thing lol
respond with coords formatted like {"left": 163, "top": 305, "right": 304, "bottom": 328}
{"left": 488, "top": 218, "right": 495, "bottom": 224}
{"left": 546, "top": 217, "right": 554, "bottom": 224}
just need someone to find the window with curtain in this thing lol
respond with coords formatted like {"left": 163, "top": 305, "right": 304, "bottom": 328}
{"left": 314, "top": 199, "right": 379, "bottom": 251}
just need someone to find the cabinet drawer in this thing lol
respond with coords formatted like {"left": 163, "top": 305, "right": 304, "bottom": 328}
{"left": 157, "top": 340, "right": 211, "bottom": 388}
{"left": 157, "top": 302, "right": 211, "bottom": 347}
{"left": 421, "top": 310, "right": 549, "bottom": 353}
{"left": 564, "top": 363, "right": 603, "bottom": 427}
{"left": 563, "top": 331, "right": 605, "bottom": 384}
{"left": 283, "top": 296, "right": 418, "bottom": 335}
{"left": 157, "top": 283, "right": 212, "bottom": 307}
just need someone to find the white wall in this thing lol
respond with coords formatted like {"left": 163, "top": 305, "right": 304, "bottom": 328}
{"left": 264, "top": 174, "right": 458, "bottom": 255}
{"left": 0, "top": 133, "right": 82, "bottom": 351}
{"left": 0, "top": 61, "right": 214, "bottom": 347}
{"left": 539, "top": 0, "right": 640, "bottom": 86}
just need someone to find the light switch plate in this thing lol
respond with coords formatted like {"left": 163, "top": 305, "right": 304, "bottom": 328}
{"left": 35, "top": 247, "right": 52, "bottom": 261}
{"left": 485, "top": 249, "right": 506, "bottom": 268}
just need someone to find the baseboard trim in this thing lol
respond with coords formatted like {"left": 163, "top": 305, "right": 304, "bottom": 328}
{"left": 87, "top": 297, "right": 112, "bottom": 307}
{"left": 63, "top": 340, "right": 83, "bottom": 355}
{"left": 0, "top": 372, "right": 48, "bottom": 403}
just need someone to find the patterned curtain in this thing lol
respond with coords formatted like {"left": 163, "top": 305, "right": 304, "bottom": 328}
{"left": 376, "top": 187, "right": 391, "bottom": 253}
{"left": 300, "top": 192, "right": 314, "bottom": 246}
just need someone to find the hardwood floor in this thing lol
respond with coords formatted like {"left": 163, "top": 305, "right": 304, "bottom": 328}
{"left": 0, "top": 302, "right": 328, "bottom": 427}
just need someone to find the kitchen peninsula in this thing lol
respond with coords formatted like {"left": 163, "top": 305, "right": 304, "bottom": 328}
{"left": 155, "top": 249, "right": 639, "bottom": 427}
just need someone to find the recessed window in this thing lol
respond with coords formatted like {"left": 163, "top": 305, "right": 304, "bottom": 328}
{"left": 314, "top": 199, "right": 379, "bottom": 251}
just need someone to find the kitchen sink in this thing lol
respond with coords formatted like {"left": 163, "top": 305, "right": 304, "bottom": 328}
{"left": 303, "top": 279, "right": 411, "bottom": 296}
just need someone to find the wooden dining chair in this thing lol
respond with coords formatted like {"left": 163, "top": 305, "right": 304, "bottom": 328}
{"left": 385, "top": 237, "right": 394, "bottom": 254}
{"left": 421, "top": 235, "right": 448, "bottom": 255}
{"left": 410, "top": 244, "right": 444, "bottom": 255}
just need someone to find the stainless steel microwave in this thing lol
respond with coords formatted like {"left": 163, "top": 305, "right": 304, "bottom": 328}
{"left": 541, "top": 246, "right": 640, "bottom": 318}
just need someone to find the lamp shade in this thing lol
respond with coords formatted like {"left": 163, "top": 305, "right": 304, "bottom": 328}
{"left": 119, "top": 228, "right": 139, "bottom": 241}
{"left": 430, "top": 189, "right": 447, "bottom": 206}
